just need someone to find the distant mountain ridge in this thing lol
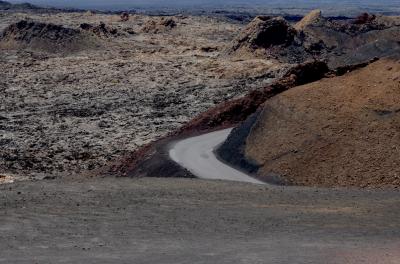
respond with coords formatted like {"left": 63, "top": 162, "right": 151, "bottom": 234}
{"left": 0, "top": 1, "right": 85, "bottom": 13}
{"left": 5, "top": 0, "right": 400, "bottom": 16}
{"left": 0, "top": 0, "right": 39, "bottom": 10}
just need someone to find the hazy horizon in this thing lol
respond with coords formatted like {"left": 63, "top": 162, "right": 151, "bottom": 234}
{"left": 7, "top": 0, "right": 400, "bottom": 12}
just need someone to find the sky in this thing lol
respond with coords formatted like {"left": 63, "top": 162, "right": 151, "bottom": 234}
{"left": 7, "top": 0, "right": 400, "bottom": 11}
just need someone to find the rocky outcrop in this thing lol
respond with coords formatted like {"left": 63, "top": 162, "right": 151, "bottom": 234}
{"left": 80, "top": 22, "right": 119, "bottom": 38}
{"left": 353, "top": 13, "right": 377, "bottom": 25}
{"left": 294, "top": 9, "right": 323, "bottom": 31}
{"left": 0, "top": 20, "right": 99, "bottom": 53}
{"left": 228, "top": 15, "right": 312, "bottom": 63}
{"left": 142, "top": 17, "right": 177, "bottom": 33}
{"left": 120, "top": 12, "right": 130, "bottom": 22}
{"left": 231, "top": 16, "right": 297, "bottom": 51}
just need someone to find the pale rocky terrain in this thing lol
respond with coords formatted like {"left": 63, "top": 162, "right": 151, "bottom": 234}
{"left": 0, "top": 12, "right": 288, "bottom": 181}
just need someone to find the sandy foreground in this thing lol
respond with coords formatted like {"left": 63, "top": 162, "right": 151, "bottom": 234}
{"left": 1, "top": 177, "right": 400, "bottom": 263}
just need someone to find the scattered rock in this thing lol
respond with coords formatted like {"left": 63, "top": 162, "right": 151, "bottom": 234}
{"left": 200, "top": 46, "right": 218, "bottom": 52}
{"left": 0, "top": 174, "right": 14, "bottom": 184}
{"left": 120, "top": 12, "right": 130, "bottom": 22}
{"left": 123, "top": 27, "right": 135, "bottom": 35}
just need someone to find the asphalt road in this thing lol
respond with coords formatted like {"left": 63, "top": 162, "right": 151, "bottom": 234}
{"left": 169, "top": 128, "right": 264, "bottom": 184}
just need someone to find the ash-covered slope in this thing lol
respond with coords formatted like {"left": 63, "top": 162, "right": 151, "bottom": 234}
{"left": 218, "top": 58, "right": 400, "bottom": 188}
{"left": 298, "top": 12, "right": 400, "bottom": 68}
{"left": 228, "top": 11, "right": 400, "bottom": 68}
{"left": 0, "top": 20, "right": 100, "bottom": 53}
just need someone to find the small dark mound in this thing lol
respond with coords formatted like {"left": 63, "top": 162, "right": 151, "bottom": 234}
{"left": 231, "top": 16, "right": 297, "bottom": 51}
{"left": 120, "top": 12, "right": 130, "bottom": 22}
{"left": 0, "top": 20, "right": 99, "bottom": 53}
{"left": 228, "top": 16, "right": 310, "bottom": 63}
{"left": 354, "top": 13, "right": 376, "bottom": 25}
{"left": 80, "top": 22, "right": 119, "bottom": 38}
{"left": 142, "top": 17, "right": 177, "bottom": 33}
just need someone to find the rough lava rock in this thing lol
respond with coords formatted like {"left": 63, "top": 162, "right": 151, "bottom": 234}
{"left": 0, "top": 20, "right": 99, "bottom": 53}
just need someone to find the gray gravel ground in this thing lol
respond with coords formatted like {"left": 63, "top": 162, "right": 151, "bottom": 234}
{"left": 1, "top": 177, "right": 399, "bottom": 263}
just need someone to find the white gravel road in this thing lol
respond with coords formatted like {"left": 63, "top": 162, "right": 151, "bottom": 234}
{"left": 169, "top": 128, "right": 264, "bottom": 184}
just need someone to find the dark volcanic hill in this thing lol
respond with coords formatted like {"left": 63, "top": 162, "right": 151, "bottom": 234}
{"left": 229, "top": 10, "right": 400, "bottom": 68}
{"left": 218, "top": 58, "right": 400, "bottom": 188}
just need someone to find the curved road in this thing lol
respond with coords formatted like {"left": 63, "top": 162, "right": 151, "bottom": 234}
{"left": 169, "top": 128, "right": 264, "bottom": 184}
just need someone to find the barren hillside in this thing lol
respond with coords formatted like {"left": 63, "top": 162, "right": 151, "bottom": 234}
{"left": 220, "top": 58, "right": 400, "bottom": 188}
